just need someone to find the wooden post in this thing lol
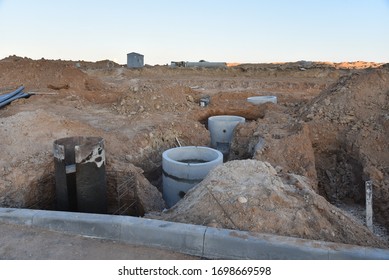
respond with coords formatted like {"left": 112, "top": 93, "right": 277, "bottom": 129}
{"left": 365, "top": 180, "right": 373, "bottom": 231}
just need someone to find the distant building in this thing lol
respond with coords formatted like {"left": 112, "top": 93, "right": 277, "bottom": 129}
{"left": 127, "top": 52, "right": 144, "bottom": 68}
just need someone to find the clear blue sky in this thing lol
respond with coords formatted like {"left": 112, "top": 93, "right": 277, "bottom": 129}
{"left": 1, "top": 0, "right": 388, "bottom": 65}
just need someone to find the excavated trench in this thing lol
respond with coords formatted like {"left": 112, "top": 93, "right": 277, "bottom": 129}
{"left": 20, "top": 112, "right": 251, "bottom": 216}
{"left": 316, "top": 151, "right": 365, "bottom": 205}
{"left": 24, "top": 136, "right": 144, "bottom": 216}
{"left": 2, "top": 106, "right": 388, "bottom": 250}
{"left": 4, "top": 103, "right": 387, "bottom": 244}
{"left": 24, "top": 169, "right": 143, "bottom": 217}
{"left": 17, "top": 116, "right": 380, "bottom": 219}
{"left": 314, "top": 145, "right": 389, "bottom": 236}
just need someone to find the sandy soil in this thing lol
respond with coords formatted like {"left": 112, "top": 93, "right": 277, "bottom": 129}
{"left": 0, "top": 55, "right": 388, "bottom": 248}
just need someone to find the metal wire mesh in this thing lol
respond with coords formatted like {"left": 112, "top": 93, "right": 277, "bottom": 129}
{"left": 106, "top": 170, "right": 139, "bottom": 216}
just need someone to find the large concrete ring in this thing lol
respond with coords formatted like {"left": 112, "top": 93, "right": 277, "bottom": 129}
{"left": 162, "top": 146, "right": 223, "bottom": 208}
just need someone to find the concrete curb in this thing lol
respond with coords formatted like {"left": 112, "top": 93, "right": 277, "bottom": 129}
{"left": 1, "top": 207, "right": 389, "bottom": 260}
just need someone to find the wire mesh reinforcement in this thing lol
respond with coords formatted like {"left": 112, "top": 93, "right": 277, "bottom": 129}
{"left": 107, "top": 170, "right": 139, "bottom": 216}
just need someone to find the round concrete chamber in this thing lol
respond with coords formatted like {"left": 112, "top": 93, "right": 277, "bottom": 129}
{"left": 53, "top": 136, "right": 107, "bottom": 214}
{"left": 208, "top": 115, "right": 245, "bottom": 159}
{"left": 162, "top": 146, "right": 223, "bottom": 208}
{"left": 247, "top": 96, "right": 277, "bottom": 105}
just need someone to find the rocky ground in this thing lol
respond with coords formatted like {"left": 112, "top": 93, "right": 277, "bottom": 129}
{"left": 0, "top": 56, "right": 388, "bottom": 248}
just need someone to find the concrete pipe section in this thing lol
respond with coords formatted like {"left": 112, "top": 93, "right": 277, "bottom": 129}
{"left": 53, "top": 136, "right": 107, "bottom": 214}
{"left": 247, "top": 96, "right": 277, "bottom": 105}
{"left": 208, "top": 115, "right": 245, "bottom": 160}
{"left": 162, "top": 146, "right": 223, "bottom": 208}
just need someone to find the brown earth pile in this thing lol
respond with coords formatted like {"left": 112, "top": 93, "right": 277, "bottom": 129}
{"left": 229, "top": 106, "right": 318, "bottom": 189}
{"left": 158, "top": 160, "right": 387, "bottom": 248}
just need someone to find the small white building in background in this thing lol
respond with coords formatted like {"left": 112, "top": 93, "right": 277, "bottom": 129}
{"left": 127, "top": 52, "right": 144, "bottom": 68}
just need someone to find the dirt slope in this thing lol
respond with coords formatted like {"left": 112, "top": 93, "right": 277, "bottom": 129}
{"left": 299, "top": 68, "right": 389, "bottom": 229}
{"left": 157, "top": 160, "right": 387, "bottom": 248}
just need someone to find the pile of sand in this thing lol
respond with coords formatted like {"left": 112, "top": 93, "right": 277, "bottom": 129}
{"left": 158, "top": 160, "right": 387, "bottom": 248}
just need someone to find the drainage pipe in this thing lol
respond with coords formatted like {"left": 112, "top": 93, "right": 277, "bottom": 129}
{"left": 0, "top": 86, "right": 30, "bottom": 109}
{"left": 208, "top": 115, "right": 245, "bottom": 159}
{"left": 0, "top": 92, "right": 31, "bottom": 109}
{"left": 247, "top": 96, "right": 277, "bottom": 105}
{"left": 0, "top": 86, "right": 25, "bottom": 103}
{"left": 162, "top": 146, "right": 223, "bottom": 208}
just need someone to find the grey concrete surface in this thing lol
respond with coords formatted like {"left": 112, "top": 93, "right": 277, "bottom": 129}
{"left": 0, "top": 222, "right": 198, "bottom": 260}
{"left": 1, "top": 207, "right": 389, "bottom": 260}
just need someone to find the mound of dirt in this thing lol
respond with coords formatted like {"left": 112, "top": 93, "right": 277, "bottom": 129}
{"left": 229, "top": 106, "right": 318, "bottom": 189}
{"left": 0, "top": 56, "right": 114, "bottom": 104}
{"left": 112, "top": 81, "right": 200, "bottom": 117}
{"left": 227, "top": 67, "right": 389, "bottom": 236}
{"left": 158, "top": 160, "right": 387, "bottom": 248}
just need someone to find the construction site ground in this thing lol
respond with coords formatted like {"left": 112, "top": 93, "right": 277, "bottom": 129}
{"left": 0, "top": 56, "right": 388, "bottom": 258}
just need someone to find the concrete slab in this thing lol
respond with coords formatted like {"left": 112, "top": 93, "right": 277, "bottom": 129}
{"left": 203, "top": 227, "right": 329, "bottom": 259}
{"left": 32, "top": 210, "right": 122, "bottom": 240}
{"left": 0, "top": 208, "right": 34, "bottom": 226}
{"left": 204, "top": 227, "right": 389, "bottom": 260}
{"left": 119, "top": 217, "right": 206, "bottom": 257}
{"left": 328, "top": 247, "right": 389, "bottom": 260}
